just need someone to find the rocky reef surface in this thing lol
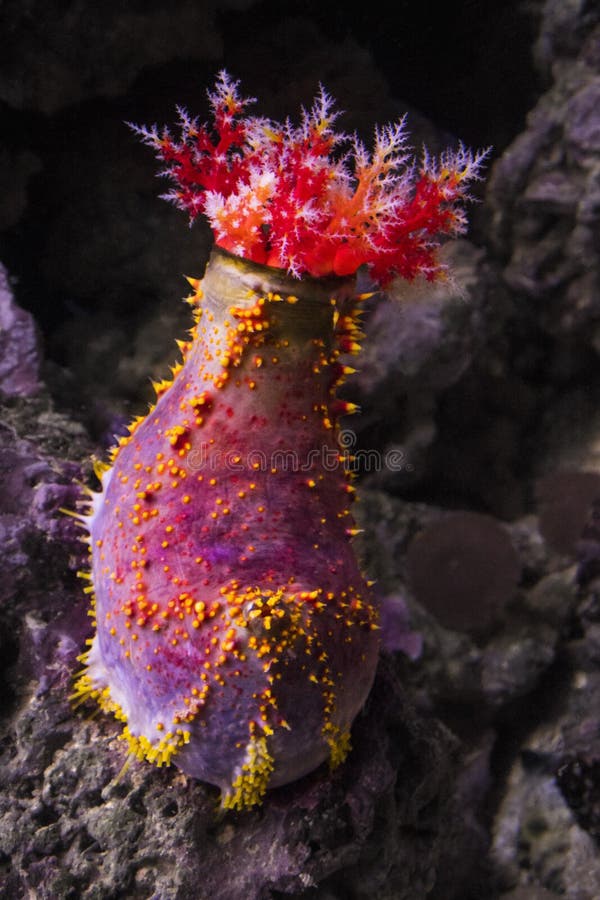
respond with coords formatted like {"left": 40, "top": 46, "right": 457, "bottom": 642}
{"left": 1, "top": 1, "right": 599, "bottom": 898}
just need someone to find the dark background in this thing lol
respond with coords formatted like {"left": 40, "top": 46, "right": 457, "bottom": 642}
{"left": 1, "top": 0, "right": 537, "bottom": 350}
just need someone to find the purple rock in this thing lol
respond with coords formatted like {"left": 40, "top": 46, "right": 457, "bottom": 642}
{"left": 0, "top": 262, "right": 41, "bottom": 397}
{"left": 380, "top": 592, "right": 423, "bottom": 659}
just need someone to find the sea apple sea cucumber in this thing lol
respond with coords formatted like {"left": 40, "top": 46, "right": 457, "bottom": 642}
{"left": 73, "top": 72, "right": 487, "bottom": 810}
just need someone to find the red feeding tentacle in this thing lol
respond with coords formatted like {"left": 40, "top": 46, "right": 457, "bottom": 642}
{"left": 132, "top": 71, "right": 489, "bottom": 284}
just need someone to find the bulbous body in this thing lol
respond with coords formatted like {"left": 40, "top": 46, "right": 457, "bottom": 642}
{"left": 77, "top": 248, "right": 379, "bottom": 808}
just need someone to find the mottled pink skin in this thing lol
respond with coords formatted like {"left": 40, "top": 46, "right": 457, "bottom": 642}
{"left": 84, "top": 250, "right": 379, "bottom": 796}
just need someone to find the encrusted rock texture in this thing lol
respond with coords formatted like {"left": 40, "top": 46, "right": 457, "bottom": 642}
{"left": 1, "top": 1, "right": 599, "bottom": 898}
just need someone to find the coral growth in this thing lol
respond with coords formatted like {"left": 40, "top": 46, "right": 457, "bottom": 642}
{"left": 406, "top": 512, "right": 521, "bottom": 633}
{"left": 131, "top": 71, "right": 488, "bottom": 283}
